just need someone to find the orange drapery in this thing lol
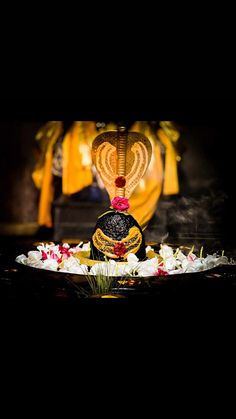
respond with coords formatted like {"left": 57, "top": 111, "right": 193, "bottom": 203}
{"left": 62, "top": 121, "right": 96, "bottom": 195}
{"left": 32, "top": 121, "right": 180, "bottom": 230}
{"left": 128, "top": 122, "right": 164, "bottom": 230}
{"left": 32, "top": 121, "right": 63, "bottom": 227}
{"left": 32, "top": 121, "right": 97, "bottom": 227}
{"left": 157, "top": 127, "right": 179, "bottom": 196}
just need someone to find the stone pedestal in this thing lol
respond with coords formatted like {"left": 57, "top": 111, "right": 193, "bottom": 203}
{"left": 53, "top": 196, "right": 108, "bottom": 242}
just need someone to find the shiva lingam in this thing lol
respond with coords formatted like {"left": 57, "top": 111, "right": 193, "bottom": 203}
{"left": 86, "top": 125, "right": 152, "bottom": 263}
{"left": 15, "top": 122, "right": 232, "bottom": 285}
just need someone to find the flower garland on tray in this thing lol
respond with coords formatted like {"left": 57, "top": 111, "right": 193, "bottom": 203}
{"left": 16, "top": 242, "right": 232, "bottom": 278}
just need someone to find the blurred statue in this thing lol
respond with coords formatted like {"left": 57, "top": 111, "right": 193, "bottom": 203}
{"left": 32, "top": 121, "right": 98, "bottom": 227}
{"left": 62, "top": 121, "right": 96, "bottom": 195}
{"left": 128, "top": 121, "right": 164, "bottom": 230}
{"left": 32, "top": 121, "right": 63, "bottom": 227}
{"left": 157, "top": 121, "right": 180, "bottom": 195}
{"left": 32, "top": 120, "right": 181, "bottom": 233}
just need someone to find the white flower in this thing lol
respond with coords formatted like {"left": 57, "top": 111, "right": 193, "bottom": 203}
{"left": 60, "top": 257, "right": 88, "bottom": 275}
{"left": 15, "top": 254, "right": 27, "bottom": 265}
{"left": 126, "top": 253, "right": 140, "bottom": 274}
{"left": 89, "top": 260, "right": 124, "bottom": 277}
{"left": 37, "top": 242, "right": 55, "bottom": 252}
{"left": 192, "top": 259, "right": 205, "bottom": 271}
{"left": 90, "top": 260, "right": 124, "bottom": 277}
{"left": 203, "top": 255, "right": 218, "bottom": 269}
{"left": 145, "top": 246, "right": 154, "bottom": 254}
{"left": 181, "top": 258, "right": 190, "bottom": 271}
{"left": 62, "top": 256, "right": 80, "bottom": 271}
{"left": 26, "top": 251, "right": 44, "bottom": 268}
{"left": 81, "top": 242, "right": 90, "bottom": 252}
{"left": 28, "top": 250, "right": 42, "bottom": 260}
{"left": 36, "top": 243, "right": 47, "bottom": 252}
{"left": 127, "top": 253, "right": 139, "bottom": 263}
{"left": 213, "top": 256, "right": 228, "bottom": 266}
{"left": 136, "top": 257, "right": 159, "bottom": 277}
{"left": 90, "top": 263, "right": 106, "bottom": 276}
{"left": 202, "top": 254, "right": 228, "bottom": 270}
{"left": 159, "top": 244, "right": 173, "bottom": 259}
{"left": 137, "top": 266, "right": 156, "bottom": 277}
{"left": 184, "top": 260, "right": 204, "bottom": 273}
{"left": 176, "top": 250, "right": 187, "bottom": 262}
{"left": 42, "top": 259, "right": 58, "bottom": 271}
{"left": 50, "top": 244, "right": 61, "bottom": 254}
{"left": 165, "top": 256, "right": 178, "bottom": 271}
{"left": 107, "top": 260, "right": 128, "bottom": 277}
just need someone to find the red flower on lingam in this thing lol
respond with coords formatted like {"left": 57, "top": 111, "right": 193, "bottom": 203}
{"left": 114, "top": 242, "right": 127, "bottom": 257}
{"left": 115, "top": 176, "right": 126, "bottom": 188}
{"left": 111, "top": 196, "right": 130, "bottom": 211}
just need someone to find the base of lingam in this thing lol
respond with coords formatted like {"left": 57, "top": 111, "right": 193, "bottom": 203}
{"left": 90, "top": 208, "right": 146, "bottom": 262}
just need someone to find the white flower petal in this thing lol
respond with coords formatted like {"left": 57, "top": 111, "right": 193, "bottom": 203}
{"left": 176, "top": 250, "right": 186, "bottom": 262}
{"left": 159, "top": 244, "right": 173, "bottom": 259}
{"left": 165, "top": 257, "right": 177, "bottom": 271}
{"left": 15, "top": 254, "right": 27, "bottom": 265}
{"left": 27, "top": 251, "right": 42, "bottom": 261}
{"left": 42, "top": 259, "right": 58, "bottom": 271}
{"left": 145, "top": 246, "right": 154, "bottom": 254}
{"left": 127, "top": 253, "right": 139, "bottom": 263}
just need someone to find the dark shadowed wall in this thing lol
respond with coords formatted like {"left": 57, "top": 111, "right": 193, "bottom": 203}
{"left": 0, "top": 122, "right": 44, "bottom": 224}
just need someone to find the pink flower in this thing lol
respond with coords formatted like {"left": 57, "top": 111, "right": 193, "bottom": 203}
{"left": 111, "top": 196, "right": 130, "bottom": 212}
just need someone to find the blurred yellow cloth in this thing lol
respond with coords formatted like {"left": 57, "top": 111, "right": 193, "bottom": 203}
{"left": 32, "top": 121, "right": 63, "bottom": 190}
{"left": 157, "top": 126, "right": 179, "bottom": 196}
{"left": 32, "top": 121, "right": 63, "bottom": 227}
{"left": 32, "top": 121, "right": 97, "bottom": 227}
{"left": 62, "top": 121, "right": 96, "bottom": 195}
{"left": 129, "top": 122, "right": 164, "bottom": 230}
{"left": 32, "top": 120, "right": 180, "bottom": 230}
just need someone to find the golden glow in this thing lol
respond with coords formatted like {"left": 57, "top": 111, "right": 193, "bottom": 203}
{"left": 32, "top": 120, "right": 181, "bottom": 230}
{"left": 62, "top": 121, "right": 96, "bottom": 195}
{"left": 32, "top": 121, "right": 63, "bottom": 227}
{"left": 159, "top": 121, "right": 180, "bottom": 142}
{"left": 128, "top": 122, "right": 163, "bottom": 230}
{"left": 157, "top": 127, "right": 179, "bottom": 196}
{"left": 32, "top": 121, "right": 97, "bottom": 227}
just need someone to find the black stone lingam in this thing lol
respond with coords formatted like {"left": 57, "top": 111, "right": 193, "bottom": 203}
{"left": 90, "top": 209, "right": 146, "bottom": 261}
